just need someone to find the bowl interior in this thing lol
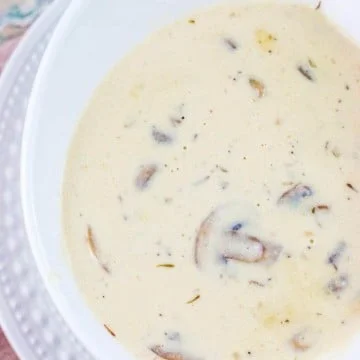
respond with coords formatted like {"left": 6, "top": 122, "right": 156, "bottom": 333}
{"left": 22, "top": 0, "right": 360, "bottom": 359}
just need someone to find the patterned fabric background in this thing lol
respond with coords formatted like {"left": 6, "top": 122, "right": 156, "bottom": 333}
{"left": 0, "top": 0, "right": 52, "bottom": 358}
{"left": 0, "top": 0, "right": 51, "bottom": 73}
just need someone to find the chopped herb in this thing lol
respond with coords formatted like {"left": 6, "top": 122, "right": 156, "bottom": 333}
{"left": 157, "top": 264, "right": 175, "bottom": 268}
{"left": 249, "top": 78, "right": 265, "bottom": 98}
{"left": 224, "top": 37, "right": 238, "bottom": 51}
{"left": 104, "top": 324, "right": 116, "bottom": 337}
{"left": 135, "top": 164, "right": 158, "bottom": 190}
{"left": 187, "top": 294, "right": 201, "bottom": 304}
{"left": 216, "top": 164, "right": 229, "bottom": 173}
{"left": 249, "top": 280, "right": 265, "bottom": 287}
{"left": 346, "top": 183, "right": 358, "bottom": 192}
{"left": 311, "top": 204, "right": 330, "bottom": 227}
{"left": 193, "top": 175, "right": 211, "bottom": 186}
{"left": 311, "top": 204, "right": 330, "bottom": 214}
{"left": 308, "top": 58, "right": 317, "bottom": 68}
{"left": 188, "top": 19, "right": 196, "bottom": 24}
{"left": 332, "top": 147, "right": 341, "bottom": 157}
{"left": 297, "top": 65, "right": 315, "bottom": 82}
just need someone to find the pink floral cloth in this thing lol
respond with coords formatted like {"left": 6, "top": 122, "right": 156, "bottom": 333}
{"left": 0, "top": 1, "right": 51, "bottom": 358}
{"left": 0, "top": 0, "right": 51, "bottom": 73}
{"left": 0, "top": 329, "right": 18, "bottom": 359}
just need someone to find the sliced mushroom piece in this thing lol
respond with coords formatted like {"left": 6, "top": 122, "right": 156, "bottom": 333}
{"left": 194, "top": 211, "right": 216, "bottom": 268}
{"left": 223, "top": 234, "right": 265, "bottom": 263}
{"left": 86, "top": 226, "right": 110, "bottom": 274}
{"left": 327, "top": 242, "right": 346, "bottom": 271}
{"left": 291, "top": 329, "right": 318, "bottom": 351}
{"left": 135, "top": 164, "right": 158, "bottom": 190}
{"left": 152, "top": 127, "right": 173, "bottom": 144}
{"left": 150, "top": 345, "right": 200, "bottom": 360}
{"left": 278, "top": 184, "right": 313, "bottom": 205}
{"left": 263, "top": 241, "right": 283, "bottom": 264}
{"left": 150, "top": 345, "right": 185, "bottom": 360}
{"left": 327, "top": 274, "right": 349, "bottom": 294}
{"left": 194, "top": 207, "right": 282, "bottom": 269}
{"left": 223, "top": 233, "right": 282, "bottom": 264}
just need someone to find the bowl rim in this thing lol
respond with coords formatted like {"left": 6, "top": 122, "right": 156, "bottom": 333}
{"left": 21, "top": 1, "right": 360, "bottom": 359}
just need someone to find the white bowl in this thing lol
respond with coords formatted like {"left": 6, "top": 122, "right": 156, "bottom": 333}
{"left": 21, "top": 0, "right": 360, "bottom": 359}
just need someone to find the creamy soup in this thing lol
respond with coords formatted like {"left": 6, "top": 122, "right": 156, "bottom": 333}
{"left": 63, "top": 3, "right": 360, "bottom": 359}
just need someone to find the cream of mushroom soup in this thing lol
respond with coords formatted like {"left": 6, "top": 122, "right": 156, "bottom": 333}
{"left": 63, "top": 3, "right": 360, "bottom": 359}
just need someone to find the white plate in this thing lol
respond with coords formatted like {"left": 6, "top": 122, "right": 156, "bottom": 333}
{"left": 0, "top": 0, "right": 94, "bottom": 359}
{"left": 21, "top": 1, "right": 360, "bottom": 359}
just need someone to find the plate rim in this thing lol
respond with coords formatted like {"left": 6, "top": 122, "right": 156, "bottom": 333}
{"left": 19, "top": 1, "right": 360, "bottom": 359}
{"left": 0, "top": 0, "right": 71, "bottom": 358}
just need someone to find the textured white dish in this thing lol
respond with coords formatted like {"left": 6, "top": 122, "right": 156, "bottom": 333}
{"left": 22, "top": 0, "right": 360, "bottom": 359}
{"left": 0, "top": 0, "right": 94, "bottom": 359}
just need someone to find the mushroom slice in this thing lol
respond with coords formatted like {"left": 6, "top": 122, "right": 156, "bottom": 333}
{"left": 194, "top": 211, "right": 216, "bottom": 268}
{"left": 223, "top": 233, "right": 282, "bottom": 264}
{"left": 263, "top": 241, "right": 283, "bottom": 264}
{"left": 135, "top": 164, "right": 158, "bottom": 190}
{"left": 150, "top": 345, "right": 185, "bottom": 360}
{"left": 223, "top": 234, "right": 265, "bottom": 263}
{"left": 150, "top": 345, "right": 200, "bottom": 360}
{"left": 327, "top": 274, "right": 349, "bottom": 294}
{"left": 291, "top": 328, "right": 319, "bottom": 352}
{"left": 278, "top": 184, "right": 313, "bottom": 205}
{"left": 152, "top": 127, "right": 173, "bottom": 144}
{"left": 327, "top": 242, "right": 346, "bottom": 271}
{"left": 86, "top": 226, "right": 110, "bottom": 273}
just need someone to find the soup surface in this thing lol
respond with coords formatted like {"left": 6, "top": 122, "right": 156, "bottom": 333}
{"left": 63, "top": 3, "right": 360, "bottom": 359}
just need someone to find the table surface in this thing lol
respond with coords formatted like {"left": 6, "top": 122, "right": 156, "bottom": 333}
{"left": 0, "top": 1, "right": 52, "bottom": 358}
